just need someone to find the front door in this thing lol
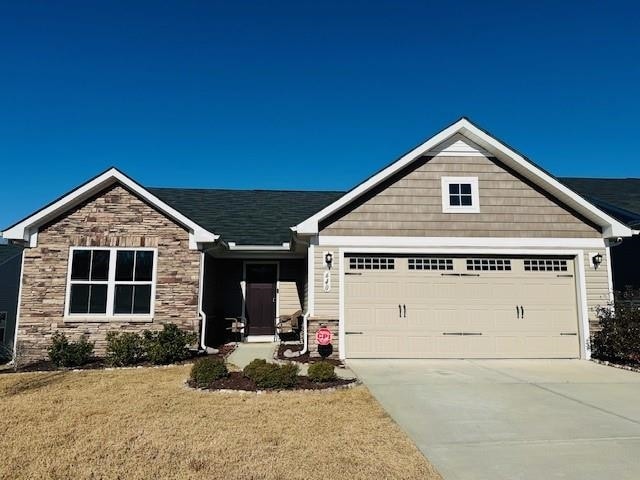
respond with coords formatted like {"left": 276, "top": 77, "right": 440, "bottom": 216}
{"left": 245, "top": 264, "right": 277, "bottom": 336}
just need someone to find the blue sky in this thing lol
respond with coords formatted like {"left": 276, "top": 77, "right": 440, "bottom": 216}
{"left": 1, "top": 0, "right": 639, "bottom": 228}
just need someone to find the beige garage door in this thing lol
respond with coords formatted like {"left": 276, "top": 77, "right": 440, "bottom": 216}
{"left": 344, "top": 255, "right": 580, "bottom": 359}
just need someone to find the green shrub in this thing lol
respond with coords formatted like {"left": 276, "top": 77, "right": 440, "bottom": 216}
{"left": 190, "top": 357, "right": 228, "bottom": 387}
{"left": 242, "top": 358, "right": 268, "bottom": 380}
{"left": 591, "top": 294, "right": 640, "bottom": 364}
{"left": 308, "top": 361, "right": 337, "bottom": 382}
{"left": 243, "top": 359, "right": 299, "bottom": 389}
{"left": 48, "top": 332, "right": 94, "bottom": 368}
{"left": 105, "top": 332, "right": 145, "bottom": 367}
{"left": 142, "top": 324, "right": 197, "bottom": 365}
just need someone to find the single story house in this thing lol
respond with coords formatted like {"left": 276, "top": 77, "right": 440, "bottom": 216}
{"left": 2, "top": 118, "right": 636, "bottom": 363}
{"left": 0, "top": 243, "right": 23, "bottom": 361}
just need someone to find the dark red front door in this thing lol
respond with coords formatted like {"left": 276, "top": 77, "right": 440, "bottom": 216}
{"left": 245, "top": 264, "right": 277, "bottom": 336}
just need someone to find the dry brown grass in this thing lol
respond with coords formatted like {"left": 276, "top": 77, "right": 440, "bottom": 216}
{"left": 0, "top": 365, "right": 441, "bottom": 480}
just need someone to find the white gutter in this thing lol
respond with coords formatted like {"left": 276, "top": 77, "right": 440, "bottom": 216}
{"left": 300, "top": 312, "right": 310, "bottom": 355}
{"left": 227, "top": 242, "right": 291, "bottom": 251}
{"left": 11, "top": 249, "right": 26, "bottom": 365}
{"left": 198, "top": 251, "right": 208, "bottom": 351}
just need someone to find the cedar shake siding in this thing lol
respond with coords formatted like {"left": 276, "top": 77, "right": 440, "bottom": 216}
{"left": 320, "top": 154, "right": 602, "bottom": 238}
{"left": 16, "top": 184, "right": 201, "bottom": 362}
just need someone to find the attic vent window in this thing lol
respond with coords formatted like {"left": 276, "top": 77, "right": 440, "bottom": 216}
{"left": 441, "top": 177, "right": 480, "bottom": 213}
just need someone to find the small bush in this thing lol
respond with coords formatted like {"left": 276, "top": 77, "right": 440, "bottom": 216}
{"left": 243, "top": 359, "right": 299, "bottom": 389}
{"left": 243, "top": 358, "right": 268, "bottom": 380}
{"left": 143, "top": 324, "right": 197, "bottom": 365}
{"left": 105, "top": 332, "right": 144, "bottom": 367}
{"left": 591, "top": 294, "right": 640, "bottom": 365}
{"left": 308, "top": 361, "right": 337, "bottom": 382}
{"left": 190, "top": 357, "right": 228, "bottom": 387}
{"left": 48, "top": 332, "right": 94, "bottom": 368}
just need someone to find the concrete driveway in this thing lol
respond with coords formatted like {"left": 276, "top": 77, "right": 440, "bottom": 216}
{"left": 348, "top": 359, "right": 640, "bottom": 480}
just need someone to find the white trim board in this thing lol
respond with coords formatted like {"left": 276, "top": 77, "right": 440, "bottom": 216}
{"left": 1, "top": 168, "right": 218, "bottom": 249}
{"left": 336, "top": 246, "right": 590, "bottom": 360}
{"left": 294, "top": 118, "right": 632, "bottom": 238}
{"left": 317, "top": 236, "right": 607, "bottom": 249}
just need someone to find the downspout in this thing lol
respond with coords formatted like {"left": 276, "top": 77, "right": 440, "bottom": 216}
{"left": 300, "top": 311, "right": 310, "bottom": 355}
{"left": 198, "top": 250, "right": 208, "bottom": 351}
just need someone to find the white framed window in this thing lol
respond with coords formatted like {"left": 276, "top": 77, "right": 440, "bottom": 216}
{"left": 65, "top": 247, "right": 157, "bottom": 321}
{"left": 441, "top": 176, "right": 480, "bottom": 213}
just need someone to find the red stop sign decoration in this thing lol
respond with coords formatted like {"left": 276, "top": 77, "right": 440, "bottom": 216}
{"left": 315, "top": 327, "right": 333, "bottom": 346}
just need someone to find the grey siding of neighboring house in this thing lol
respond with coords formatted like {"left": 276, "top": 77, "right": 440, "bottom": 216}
{"left": 0, "top": 248, "right": 23, "bottom": 360}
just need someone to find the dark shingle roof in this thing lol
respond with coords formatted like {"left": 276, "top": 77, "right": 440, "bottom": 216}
{"left": 148, "top": 188, "right": 344, "bottom": 245}
{"left": 0, "top": 243, "right": 23, "bottom": 266}
{"left": 560, "top": 178, "right": 640, "bottom": 228}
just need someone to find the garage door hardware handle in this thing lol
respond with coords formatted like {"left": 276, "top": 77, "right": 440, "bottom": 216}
{"left": 520, "top": 306, "right": 524, "bottom": 319}
{"left": 403, "top": 304, "right": 406, "bottom": 318}
{"left": 440, "top": 273, "right": 480, "bottom": 277}
{"left": 345, "top": 272, "right": 362, "bottom": 276}
{"left": 557, "top": 274, "right": 574, "bottom": 278}
{"left": 560, "top": 332, "right": 577, "bottom": 336}
{"left": 442, "top": 332, "right": 483, "bottom": 336}
{"left": 345, "top": 331, "right": 363, "bottom": 335}
{"left": 516, "top": 306, "right": 520, "bottom": 319}
{"left": 399, "top": 304, "right": 402, "bottom": 317}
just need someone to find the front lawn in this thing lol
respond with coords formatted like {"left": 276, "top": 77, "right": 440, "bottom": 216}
{"left": 0, "top": 365, "right": 441, "bottom": 480}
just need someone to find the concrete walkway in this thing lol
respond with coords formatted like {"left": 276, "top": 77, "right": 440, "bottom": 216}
{"left": 226, "top": 342, "right": 277, "bottom": 369}
{"left": 349, "top": 359, "right": 640, "bottom": 480}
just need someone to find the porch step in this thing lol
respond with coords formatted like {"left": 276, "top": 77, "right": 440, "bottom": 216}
{"left": 227, "top": 342, "right": 277, "bottom": 369}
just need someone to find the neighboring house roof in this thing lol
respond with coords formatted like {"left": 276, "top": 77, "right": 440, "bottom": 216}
{"left": 294, "top": 117, "right": 633, "bottom": 238}
{"left": 149, "top": 188, "right": 344, "bottom": 245}
{"left": 560, "top": 178, "right": 640, "bottom": 229}
{"left": 0, "top": 243, "right": 23, "bottom": 267}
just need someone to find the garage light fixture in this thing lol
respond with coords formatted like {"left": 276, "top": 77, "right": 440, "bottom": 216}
{"left": 592, "top": 253, "right": 603, "bottom": 268}
{"left": 324, "top": 252, "right": 333, "bottom": 269}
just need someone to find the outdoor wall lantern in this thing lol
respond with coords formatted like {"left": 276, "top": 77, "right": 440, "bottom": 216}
{"left": 325, "top": 252, "right": 333, "bottom": 269}
{"left": 592, "top": 253, "right": 603, "bottom": 269}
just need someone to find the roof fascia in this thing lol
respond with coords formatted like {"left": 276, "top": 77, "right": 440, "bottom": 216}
{"left": 295, "top": 118, "right": 632, "bottom": 238}
{"left": 2, "top": 168, "right": 219, "bottom": 249}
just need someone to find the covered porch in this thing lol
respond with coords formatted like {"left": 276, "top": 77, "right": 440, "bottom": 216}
{"left": 200, "top": 253, "right": 307, "bottom": 347}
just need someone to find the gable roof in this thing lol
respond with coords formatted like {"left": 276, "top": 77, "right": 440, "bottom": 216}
{"left": 1, "top": 168, "right": 218, "bottom": 248}
{"left": 294, "top": 117, "right": 633, "bottom": 238}
{"left": 149, "top": 188, "right": 344, "bottom": 245}
{"left": 560, "top": 178, "right": 640, "bottom": 229}
{"left": 0, "top": 243, "right": 23, "bottom": 267}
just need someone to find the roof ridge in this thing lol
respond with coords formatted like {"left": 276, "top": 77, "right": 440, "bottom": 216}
{"left": 148, "top": 186, "right": 346, "bottom": 194}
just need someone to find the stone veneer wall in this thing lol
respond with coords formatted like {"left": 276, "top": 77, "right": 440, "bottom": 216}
{"left": 16, "top": 184, "right": 201, "bottom": 362}
{"left": 308, "top": 318, "right": 339, "bottom": 358}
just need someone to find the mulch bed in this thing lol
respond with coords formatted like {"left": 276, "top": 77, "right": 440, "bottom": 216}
{"left": 276, "top": 344, "right": 344, "bottom": 367}
{"left": 188, "top": 371, "right": 356, "bottom": 392}
{"left": 591, "top": 358, "right": 640, "bottom": 373}
{"left": 1, "top": 343, "right": 237, "bottom": 374}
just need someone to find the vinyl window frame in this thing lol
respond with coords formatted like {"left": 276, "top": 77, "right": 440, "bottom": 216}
{"left": 441, "top": 176, "right": 480, "bottom": 213}
{"left": 64, "top": 247, "right": 158, "bottom": 322}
